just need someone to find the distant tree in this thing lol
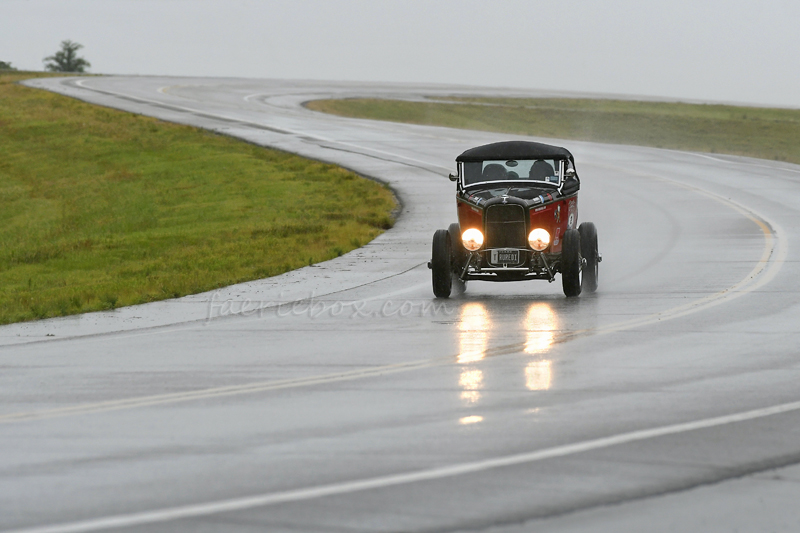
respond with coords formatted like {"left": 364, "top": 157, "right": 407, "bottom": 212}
{"left": 43, "top": 40, "right": 91, "bottom": 73}
{"left": 0, "top": 60, "right": 16, "bottom": 70}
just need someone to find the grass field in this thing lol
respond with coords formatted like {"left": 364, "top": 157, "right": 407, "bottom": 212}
{"left": 306, "top": 96, "right": 800, "bottom": 165}
{"left": 0, "top": 72, "right": 396, "bottom": 325}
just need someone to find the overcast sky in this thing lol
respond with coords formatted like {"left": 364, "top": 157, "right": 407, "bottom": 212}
{"left": 3, "top": 0, "right": 799, "bottom": 107}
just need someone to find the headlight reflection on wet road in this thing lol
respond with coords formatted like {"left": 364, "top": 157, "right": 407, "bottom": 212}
{"left": 457, "top": 302, "right": 490, "bottom": 405}
{"left": 456, "top": 301, "right": 557, "bottom": 413}
{"left": 457, "top": 302, "right": 489, "bottom": 364}
{"left": 459, "top": 368, "right": 484, "bottom": 404}
{"left": 523, "top": 302, "right": 557, "bottom": 391}
{"left": 525, "top": 360, "right": 553, "bottom": 391}
{"left": 523, "top": 302, "right": 557, "bottom": 356}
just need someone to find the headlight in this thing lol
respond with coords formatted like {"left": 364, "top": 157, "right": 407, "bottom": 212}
{"left": 461, "top": 228, "right": 484, "bottom": 251}
{"left": 528, "top": 228, "right": 550, "bottom": 251}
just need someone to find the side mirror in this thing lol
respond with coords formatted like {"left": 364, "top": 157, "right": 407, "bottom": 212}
{"left": 448, "top": 173, "right": 458, "bottom": 182}
{"left": 564, "top": 168, "right": 576, "bottom": 178}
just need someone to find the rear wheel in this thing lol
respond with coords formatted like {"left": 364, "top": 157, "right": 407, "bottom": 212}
{"left": 561, "top": 229, "right": 582, "bottom": 297}
{"left": 448, "top": 223, "right": 467, "bottom": 295}
{"left": 431, "top": 229, "right": 452, "bottom": 298}
{"left": 579, "top": 222, "right": 599, "bottom": 293}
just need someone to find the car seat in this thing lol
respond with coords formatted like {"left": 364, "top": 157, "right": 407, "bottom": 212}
{"left": 529, "top": 160, "right": 555, "bottom": 181}
{"left": 482, "top": 163, "right": 507, "bottom": 181}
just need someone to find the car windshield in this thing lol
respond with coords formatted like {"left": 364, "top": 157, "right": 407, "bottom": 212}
{"left": 462, "top": 159, "right": 561, "bottom": 187}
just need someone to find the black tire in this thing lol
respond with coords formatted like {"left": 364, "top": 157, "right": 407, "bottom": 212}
{"left": 431, "top": 229, "right": 452, "bottom": 298}
{"left": 579, "top": 222, "right": 599, "bottom": 293}
{"left": 561, "top": 229, "right": 582, "bottom": 297}
{"left": 448, "top": 223, "right": 466, "bottom": 269}
{"left": 448, "top": 223, "right": 468, "bottom": 295}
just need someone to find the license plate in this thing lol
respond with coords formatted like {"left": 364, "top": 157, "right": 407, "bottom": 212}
{"left": 491, "top": 249, "right": 519, "bottom": 265}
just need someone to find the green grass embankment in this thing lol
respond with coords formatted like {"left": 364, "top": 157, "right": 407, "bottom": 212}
{"left": 0, "top": 72, "right": 396, "bottom": 324}
{"left": 306, "top": 96, "right": 800, "bottom": 164}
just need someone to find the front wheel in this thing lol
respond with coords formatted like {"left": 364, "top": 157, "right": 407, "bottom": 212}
{"left": 431, "top": 229, "right": 452, "bottom": 298}
{"left": 561, "top": 229, "right": 582, "bottom": 297}
{"left": 579, "top": 222, "right": 599, "bottom": 293}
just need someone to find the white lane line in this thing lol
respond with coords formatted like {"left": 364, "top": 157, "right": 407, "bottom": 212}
{"left": 74, "top": 81, "right": 450, "bottom": 172}
{"left": 73, "top": 81, "right": 321, "bottom": 136}
{"left": 680, "top": 150, "right": 800, "bottom": 174}
{"left": 589, "top": 163, "right": 786, "bottom": 336}
{"left": 258, "top": 93, "right": 458, "bottom": 169}
{"left": 318, "top": 138, "right": 452, "bottom": 171}
{"left": 8, "top": 398, "right": 800, "bottom": 533}
{"left": 0, "top": 359, "right": 439, "bottom": 423}
{"left": 355, "top": 281, "right": 430, "bottom": 303}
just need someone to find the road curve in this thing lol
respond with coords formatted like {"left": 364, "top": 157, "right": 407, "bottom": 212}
{"left": 2, "top": 76, "right": 800, "bottom": 532}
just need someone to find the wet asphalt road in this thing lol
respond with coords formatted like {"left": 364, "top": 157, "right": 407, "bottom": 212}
{"left": 3, "top": 77, "right": 800, "bottom": 532}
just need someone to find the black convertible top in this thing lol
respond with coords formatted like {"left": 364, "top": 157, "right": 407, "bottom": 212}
{"left": 456, "top": 141, "right": 574, "bottom": 163}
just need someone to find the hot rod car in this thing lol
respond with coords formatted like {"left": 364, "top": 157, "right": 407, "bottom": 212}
{"left": 429, "top": 140, "right": 600, "bottom": 298}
